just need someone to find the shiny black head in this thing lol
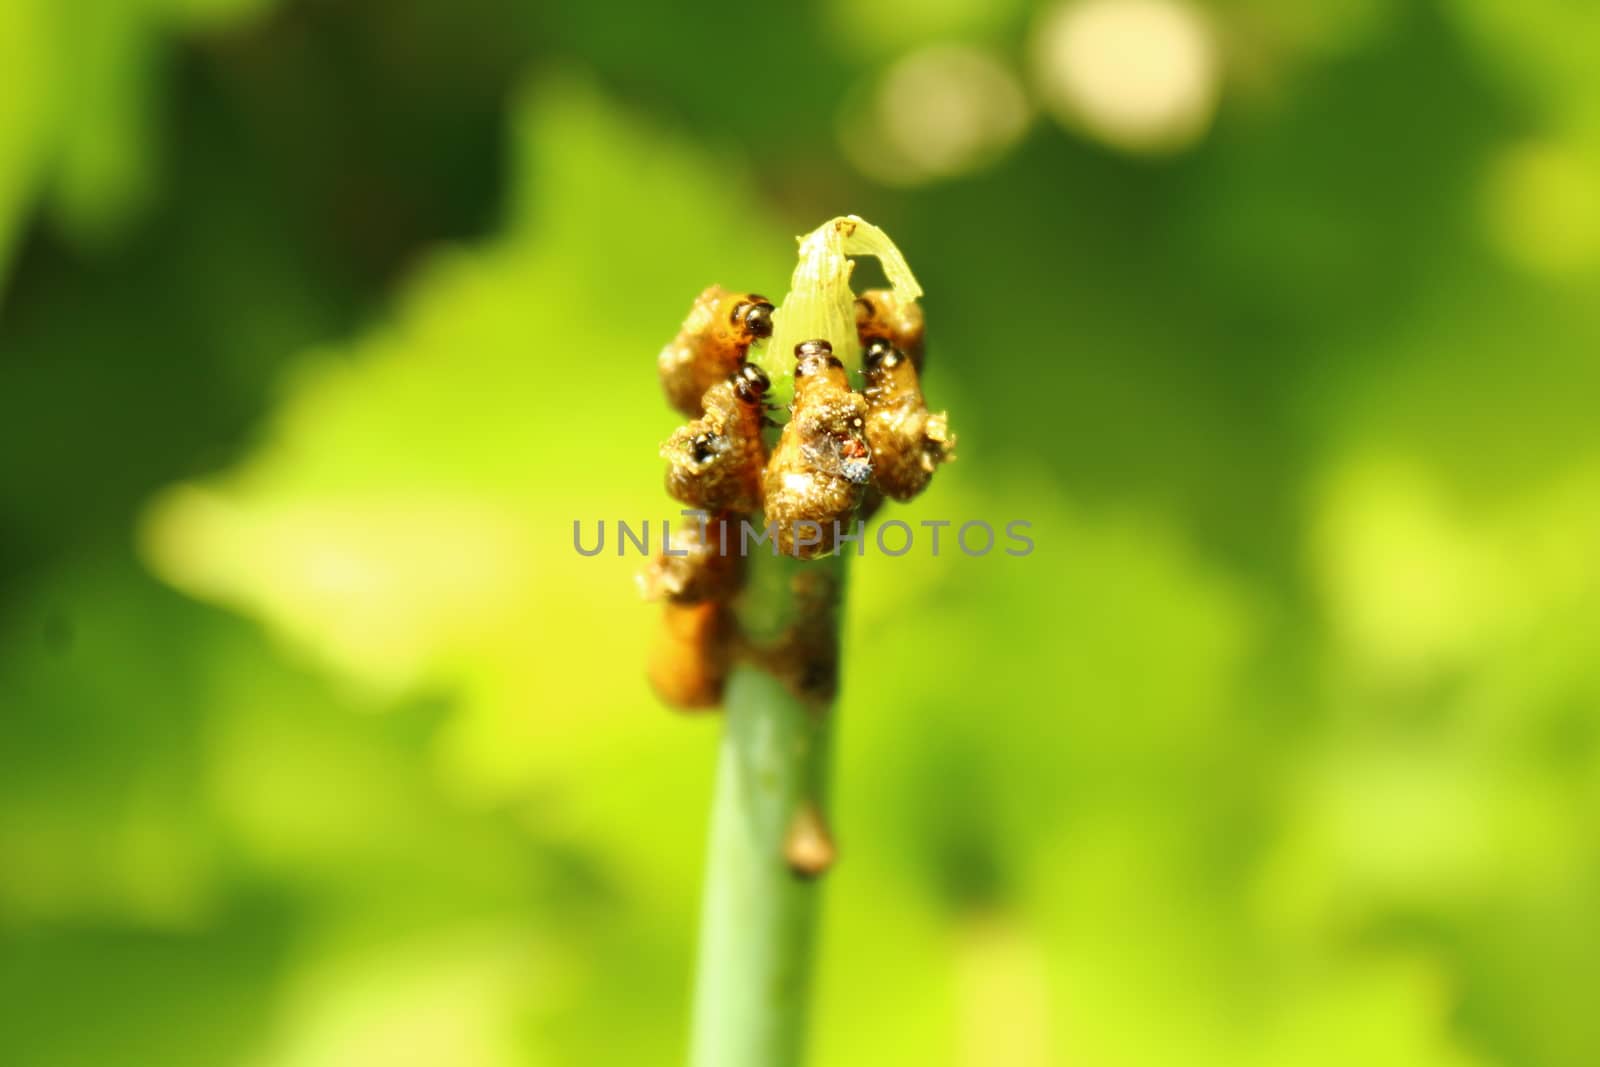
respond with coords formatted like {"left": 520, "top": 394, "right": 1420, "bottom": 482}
{"left": 793, "top": 339, "right": 844, "bottom": 377}
{"left": 732, "top": 363, "right": 771, "bottom": 404}
{"left": 863, "top": 338, "right": 902, "bottom": 371}
{"left": 733, "top": 297, "right": 775, "bottom": 339}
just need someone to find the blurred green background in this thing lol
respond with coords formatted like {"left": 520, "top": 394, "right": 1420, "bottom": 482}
{"left": 3, "top": 1, "right": 1599, "bottom": 1064}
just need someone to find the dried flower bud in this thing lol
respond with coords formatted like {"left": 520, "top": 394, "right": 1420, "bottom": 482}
{"left": 862, "top": 340, "right": 954, "bottom": 501}
{"left": 658, "top": 285, "right": 775, "bottom": 416}
{"left": 763, "top": 340, "right": 872, "bottom": 558}
{"left": 661, "top": 366, "right": 771, "bottom": 514}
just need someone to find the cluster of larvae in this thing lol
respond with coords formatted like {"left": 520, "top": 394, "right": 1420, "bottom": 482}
{"left": 641, "top": 284, "right": 954, "bottom": 710}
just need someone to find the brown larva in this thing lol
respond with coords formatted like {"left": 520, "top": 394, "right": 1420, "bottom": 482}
{"left": 854, "top": 288, "right": 925, "bottom": 371}
{"left": 658, "top": 285, "right": 775, "bottom": 416}
{"left": 861, "top": 339, "right": 953, "bottom": 502}
{"left": 637, "top": 512, "right": 743, "bottom": 604}
{"left": 762, "top": 340, "right": 872, "bottom": 558}
{"left": 646, "top": 600, "right": 730, "bottom": 711}
{"left": 661, "top": 364, "right": 772, "bottom": 515}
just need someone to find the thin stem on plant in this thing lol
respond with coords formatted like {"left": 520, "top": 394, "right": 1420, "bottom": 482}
{"left": 677, "top": 216, "right": 930, "bottom": 1067}
{"left": 689, "top": 551, "right": 842, "bottom": 1067}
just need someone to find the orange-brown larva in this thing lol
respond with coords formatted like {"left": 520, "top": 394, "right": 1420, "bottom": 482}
{"left": 762, "top": 340, "right": 872, "bottom": 558}
{"left": 658, "top": 285, "right": 776, "bottom": 416}
{"left": 855, "top": 288, "right": 925, "bottom": 371}
{"left": 862, "top": 339, "right": 953, "bottom": 501}
{"left": 646, "top": 600, "right": 730, "bottom": 711}
{"left": 637, "top": 512, "right": 743, "bottom": 604}
{"left": 661, "top": 364, "right": 772, "bottom": 515}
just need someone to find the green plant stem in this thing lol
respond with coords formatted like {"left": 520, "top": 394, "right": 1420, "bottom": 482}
{"left": 687, "top": 215, "right": 911, "bottom": 1067}
{"left": 688, "top": 550, "right": 843, "bottom": 1067}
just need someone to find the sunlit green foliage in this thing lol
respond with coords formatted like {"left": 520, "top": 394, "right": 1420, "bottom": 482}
{"left": 3, "top": 2, "right": 1600, "bottom": 1066}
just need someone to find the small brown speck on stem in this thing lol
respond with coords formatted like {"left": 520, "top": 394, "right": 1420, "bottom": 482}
{"left": 784, "top": 801, "right": 837, "bottom": 879}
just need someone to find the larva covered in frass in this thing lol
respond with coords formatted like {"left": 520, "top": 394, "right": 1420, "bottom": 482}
{"left": 658, "top": 285, "right": 775, "bottom": 416}
{"left": 762, "top": 340, "right": 872, "bottom": 559}
{"left": 636, "top": 511, "right": 743, "bottom": 605}
{"left": 861, "top": 339, "right": 954, "bottom": 502}
{"left": 661, "top": 364, "right": 773, "bottom": 516}
{"left": 854, "top": 288, "right": 925, "bottom": 371}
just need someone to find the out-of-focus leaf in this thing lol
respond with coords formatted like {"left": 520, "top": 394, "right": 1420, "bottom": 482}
{"left": 0, "top": 0, "right": 53, "bottom": 292}
{"left": 0, "top": 0, "right": 282, "bottom": 291}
